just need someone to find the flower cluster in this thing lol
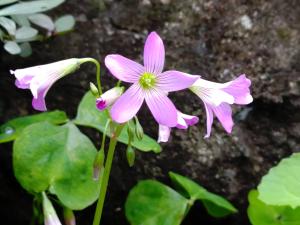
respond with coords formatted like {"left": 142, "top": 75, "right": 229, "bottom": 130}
{"left": 11, "top": 31, "right": 253, "bottom": 141}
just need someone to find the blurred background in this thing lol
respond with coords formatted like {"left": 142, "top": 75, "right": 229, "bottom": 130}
{"left": 0, "top": 0, "right": 300, "bottom": 224}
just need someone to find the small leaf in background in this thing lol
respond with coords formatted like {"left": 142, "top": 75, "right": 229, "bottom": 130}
{"left": 4, "top": 40, "right": 20, "bottom": 54}
{"left": 0, "top": 0, "right": 65, "bottom": 16}
{"left": 15, "top": 26, "right": 38, "bottom": 40}
{"left": 0, "top": 110, "right": 68, "bottom": 143}
{"left": 258, "top": 153, "right": 300, "bottom": 209}
{"left": 169, "top": 172, "right": 237, "bottom": 217}
{"left": 248, "top": 190, "right": 300, "bottom": 225}
{"left": 20, "top": 42, "right": 32, "bottom": 57}
{"left": 28, "top": 13, "right": 55, "bottom": 31}
{"left": 13, "top": 122, "right": 100, "bottom": 210}
{"left": 0, "top": 0, "right": 18, "bottom": 6}
{"left": 11, "top": 15, "right": 31, "bottom": 27}
{"left": 74, "top": 91, "right": 161, "bottom": 153}
{"left": 0, "top": 16, "right": 16, "bottom": 35}
{"left": 54, "top": 15, "right": 75, "bottom": 33}
{"left": 125, "top": 180, "right": 189, "bottom": 225}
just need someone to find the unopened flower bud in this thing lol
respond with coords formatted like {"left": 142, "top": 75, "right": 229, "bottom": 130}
{"left": 96, "top": 87, "right": 124, "bottom": 111}
{"left": 42, "top": 192, "right": 62, "bottom": 225}
{"left": 127, "top": 120, "right": 135, "bottom": 141}
{"left": 93, "top": 150, "right": 105, "bottom": 180}
{"left": 126, "top": 146, "right": 135, "bottom": 167}
{"left": 90, "top": 82, "right": 99, "bottom": 97}
{"left": 64, "top": 208, "right": 76, "bottom": 225}
{"left": 134, "top": 117, "right": 144, "bottom": 140}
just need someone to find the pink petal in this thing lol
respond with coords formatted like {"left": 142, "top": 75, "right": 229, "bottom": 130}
{"left": 32, "top": 88, "right": 47, "bottom": 111}
{"left": 158, "top": 125, "right": 171, "bottom": 143}
{"left": 105, "top": 54, "right": 144, "bottom": 83}
{"left": 145, "top": 88, "right": 177, "bottom": 127}
{"left": 191, "top": 78, "right": 234, "bottom": 106}
{"left": 110, "top": 84, "right": 144, "bottom": 123}
{"left": 204, "top": 102, "right": 214, "bottom": 138}
{"left": 222, "top": 74, "right": 253, "bottom": 105}
{"left": 143, "top": 32, "right": 165, "bottom": 74}
{"left": 156, "top": 70, "right": 199, "bottom": 92}
{"left": 211, "top": 103, "right": 234, "bottom": 134}
{"left": 10, "top": 68, "right": 37, "bottom": 89}
{"left": 176, "top": 111, "right": 199, "bottom": 129}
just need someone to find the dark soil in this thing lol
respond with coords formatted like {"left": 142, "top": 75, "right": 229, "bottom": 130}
{"left": 1, "top": 0, "right": 300, "bottom": 224}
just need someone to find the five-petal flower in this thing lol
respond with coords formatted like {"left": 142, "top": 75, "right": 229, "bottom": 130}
{"left": 190, "top": 74, "right": 253, "bottom": 138}
{"left": 105, "top": 32, "right": 199, "bottom": 127}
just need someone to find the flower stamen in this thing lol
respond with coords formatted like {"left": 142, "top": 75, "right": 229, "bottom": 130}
{"left": 139, "top": 72, "right": 156, "bottom": 89}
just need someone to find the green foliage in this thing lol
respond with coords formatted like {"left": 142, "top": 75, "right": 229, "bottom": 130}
{"left": 258, "top": 153, "right": 300, "bottom": 208}
{"left": 54, "top": 15, "right": 75, "bottom": 33}
{"left": 0, "top": 0, "right": 75, "bottom": 56}
{"left": 125, "top": 180, "right": 189, "bottom": 225}
{"left": 0, "top": 110, "right": 68, "bottom": 143}
{"left": 74, "top": 91, "right": 161, "bottom": 153}
{"left": 13, "top": 122, "right": 100, "bottom": 210}
{"left": 125, "top": 172, "right": 237, "bottom": 225}
{"left": 169, "top": 172, "right": 237, "bottom": 217}
{"left": 248, "top": 190, "right": 300, "bottom": 225}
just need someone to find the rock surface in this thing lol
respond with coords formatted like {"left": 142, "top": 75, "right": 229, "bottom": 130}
{"left": 0, "top": 0, "right": 300, "bottom": 224}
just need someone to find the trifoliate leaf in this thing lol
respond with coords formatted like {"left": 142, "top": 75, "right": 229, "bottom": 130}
{"left": 125, "top": 180, "right": 189, "bottom": 225}
{"left": 0, "top": 110, "right": 68, "bottom": 143}
{"left": 258, "top": 153, "right": 300, "bottom": 209}
{"left": 13, "top": 122, "right": 100, "bottom": 210}
{"left": 248, "top": 190, "right": 300, "bottom": 225}
{"left": 169, "top": 172, "right": 237, "bottom": 217}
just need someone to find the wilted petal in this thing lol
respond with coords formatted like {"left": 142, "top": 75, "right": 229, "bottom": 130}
{"left": 145, "top": 88, "right": 177, "bottom": 127}
{"left": 176, "top": 111, "right": 199, "bottom": 129}
{"left": 156, "top": 70, "right": 199, "bottom": 92}
{"left": 222, "top": 74, "right": 253, "bottom": 105}
{"left": 158, "top": 125, "right": 171, "bottom": 143}
{"left": 143, "top": 32, "right": 165, "bottom": 74}
{"left": 110, "top": 84, "right": 145, "bottom": 123}
{"left": 10, "top": 67, "right": 39, "bottom": 89}
{"left": 32, "top": 87, "right": 48, "bottom": 111}
{"left": 105, "top": 54, "right": 144, "bottom": 83}
{"left": 212, "top": 103, "right": 234, "bottom": 134}
{"left": 204, "top": 102, "right": 214, "bottom": 138}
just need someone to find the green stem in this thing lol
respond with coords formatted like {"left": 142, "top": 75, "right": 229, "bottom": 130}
{"left": 92, "top": 124, "right": 124, "bottom": 225}
{"left": 80, "top": 58, "right": 102, "bottom": 95}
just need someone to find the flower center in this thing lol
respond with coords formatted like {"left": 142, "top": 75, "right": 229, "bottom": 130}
{"left": 139, "top": 72, "right": 156, "bottom": 89}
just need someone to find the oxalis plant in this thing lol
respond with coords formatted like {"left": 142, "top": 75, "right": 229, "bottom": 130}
{"left": 1, "top": 32, "right": 254, "bottom": 225}
{"left": 0, "top": 0, "right": 75, "bottom": 56}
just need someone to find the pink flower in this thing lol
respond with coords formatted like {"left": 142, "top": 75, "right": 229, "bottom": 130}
{"left": 10, "top": 58, "right": 81, "bottom": 111}
{"left": 105, "top": 32, "right": 199, "bottom": 127}
{"left": 96, "top": 87, "right": 124, "bottom": 110}
{"left": 190, "top": 74, "right": 253, "bottom": 138}
{"left": 158, "top": 110, "right": 199, "bottom": 143}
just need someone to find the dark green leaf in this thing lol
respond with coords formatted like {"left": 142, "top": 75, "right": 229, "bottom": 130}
{"left": 125, "top": 180, "right": 188, "bottom": 225}
{"left": 0, "top": 110, "right": 68, "bottom": 143}
{"left": 248, "top": 190, "right": 300, "bottom": 225}
{"left": 258, "top": 153, "right": 300, "bottom": 208}
{"left": 74, "top": 91, "right": 161, "bottom": 153}
{"left": 169, "top": 172, "right": 237, "bottom": 217}
{"left": 13, "top": 122, "right": 100, "bottom": 210}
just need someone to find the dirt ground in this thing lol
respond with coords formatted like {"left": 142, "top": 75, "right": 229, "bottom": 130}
{"left": 1, "top": 0, "right": 300, "bottom": 224}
